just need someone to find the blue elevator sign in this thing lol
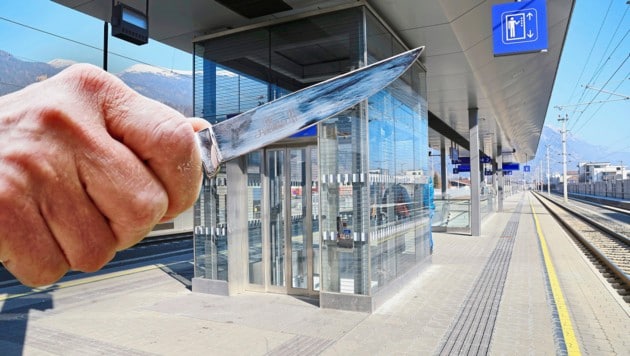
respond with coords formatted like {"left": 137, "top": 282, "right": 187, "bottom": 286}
{"left": 492, "top": 0, "right": 548, "bottom": 56}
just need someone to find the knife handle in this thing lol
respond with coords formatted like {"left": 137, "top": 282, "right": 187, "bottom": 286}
{"left": 195, "top": 127, "right": 221, "bottom": 178}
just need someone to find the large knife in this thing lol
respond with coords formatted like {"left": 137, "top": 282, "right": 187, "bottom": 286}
{"left": 196, "top": 46, "right": 424, "bottom": 177}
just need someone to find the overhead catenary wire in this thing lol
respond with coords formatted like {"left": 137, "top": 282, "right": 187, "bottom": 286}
{"left": 566, "top": 0, "right": 614, "bottom": 108}
{"left": 0, "top": 15, "right": 174, "bottom": 74}
{"left": 584, "top": 7, "right": 629, "bottom": 94}
{"left": 572, "top": 74, "right": 629, "bottom": 135}
{"left": 565, "top": 1, "right": 629, "bottom": 131}
{"left": 569, "top": 18, "right": 629, "bottom": 130}
{"left": 571, "top": 57, "right": 629, "bottom": 134}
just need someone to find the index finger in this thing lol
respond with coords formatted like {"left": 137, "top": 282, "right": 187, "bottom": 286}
{"left": 66, "top": 66, "right": 211, "bottom": 221}
{"left": 109, "top": 98, "right": 209, "bottom": 221}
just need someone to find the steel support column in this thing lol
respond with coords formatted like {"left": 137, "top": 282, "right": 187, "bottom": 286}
{"left": 469, "top": 108, "right": 481, "bottom": 236}
{"left": 497, "top": 140, "right": 504, "bottom": 212}
{"left": 440, "top": 136, "right": 447, "bottom": 198}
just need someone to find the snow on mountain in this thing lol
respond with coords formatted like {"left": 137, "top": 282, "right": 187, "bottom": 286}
{"left": 217, "top": 69, "right": 238, "bottom": 77}
{"left": 122, "top": 63, "right": 192, "bottom": 77}
{"left": 48, "top": 58, "right": 77, "bottom": 68}
{"left": 0, "top": 51, "right": 194, "bottom": 116}
{"left": 116, "top": 63, "right": 192, "bottom": 116}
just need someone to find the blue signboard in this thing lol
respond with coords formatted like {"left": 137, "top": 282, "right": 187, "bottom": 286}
{"left": 456, "top": 164, "right": 471, "bottom": 173}
{"left": 452, "top": 156, "right": 492, "bottom": 165}
{"left": 503, "top": 162, "right": 520, "bottom": 171}
{"left": 454, "top": 157, "right": 470, "bottom": 165}
{"left": 492, "top": 0, "right": 548, "bottom": 56}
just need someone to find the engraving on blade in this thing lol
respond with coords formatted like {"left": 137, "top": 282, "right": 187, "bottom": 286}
{"left": 197, "top": 47, "right": 423, "bottom": 176}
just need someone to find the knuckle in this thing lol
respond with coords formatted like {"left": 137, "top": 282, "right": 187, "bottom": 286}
{"left": 69, "top": 248, "right": 115, "bottom": 273}
{"left": 0, "top": 177, "right": 31, "bottom": 223}
{"left": 132, "top": 189, "right": 169, "bottom": 226}
{"left": 154, "top": 120, "right": 202, "bottom": 212}
{"left": 112, "top": 223, "right": 153, "bottom": 251}
{"left": 59, "top": 63, "right": 130, "bottom": 105}
{"left": 110, "top": 190, "right": 168, "bottom": 244}
{"left": 60, "top": 63, "right": 108, "bottom": 86}
{"left": 5, "top": 255, "right": 68, "bottom": 287}
{"left": 109, "top": 191, "right": 167, "bottom": 250}
{"left": 20, "top": 266, "right": 67, "bottom": 287}
{"left": 0, "top": 177, "right": 19, "bottom": 205}
{"left": 152, "top": 117, "right": 194, "bottom": 152}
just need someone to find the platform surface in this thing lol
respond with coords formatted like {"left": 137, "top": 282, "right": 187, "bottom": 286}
{"left": 1, "top": 192, "right": 628, "bottom": 355}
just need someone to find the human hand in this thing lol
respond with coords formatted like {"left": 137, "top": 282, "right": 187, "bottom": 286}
{"left": 0, "top": 63, "right": 209, "bottom": 286}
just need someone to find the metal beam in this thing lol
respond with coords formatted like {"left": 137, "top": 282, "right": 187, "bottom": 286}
{"left": 429, "top": 111, "right": 493, "bottom": 163}
{"left": 469, "top": 108, "right": 481, "bottom": 236}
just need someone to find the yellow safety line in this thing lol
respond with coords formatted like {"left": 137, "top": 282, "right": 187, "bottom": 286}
{"left": 529, "top": 196, "right": 581, "bottom": 356}
{"left": 0, "top": 262, "right": 171, "bottom": 302}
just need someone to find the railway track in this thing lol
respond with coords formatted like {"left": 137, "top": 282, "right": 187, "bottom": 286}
{"left": 532, "top": 192, "right": 630, "bottom": 303}
{"left": 139, "top": 232, "right": 192, "bottom": 246}
{"left": 564, "top": 192, "right": 630, "bottom": 218}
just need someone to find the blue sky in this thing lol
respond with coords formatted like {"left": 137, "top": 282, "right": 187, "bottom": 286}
{"left": 544, "top": 0, "right": 629, "bottom": 157}
{"left": 0, "top": 0, "right": 628, "bottom": 155}
{"left": 0, "top": 0, "right": 191, "bottom": 73}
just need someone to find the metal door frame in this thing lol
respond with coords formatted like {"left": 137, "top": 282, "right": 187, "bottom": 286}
{"left": 261, "top": 143, "right": 319, "bottom": 296}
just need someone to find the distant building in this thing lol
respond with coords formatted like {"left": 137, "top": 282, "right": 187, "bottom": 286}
{"left": 578, "top": 162, "right": 628, "bottom": 182}
{"left": 567, "top": 171, "right": 579, "bottom": 184}
{"left": 553, "top": 171, "right": 578, "bottom": 184}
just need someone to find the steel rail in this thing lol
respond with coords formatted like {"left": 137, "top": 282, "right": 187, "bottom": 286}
{"left": 564, "top": 193, "right": 630, "bottom": 216}
{"left": 532, "top": 192, "right": 630, "bottom": 293}
{"left": 538, "top": 193, "right": 630, "bottom": 246}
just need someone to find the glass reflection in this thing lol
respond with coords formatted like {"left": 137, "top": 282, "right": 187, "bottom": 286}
{"left": 268, "top": 150, "right": 286, "bottom": 287}
{"left": 311, "top": 147, "right": 321, "bottom": 291}
{"left": 193, "top": 168, "right": 228, "bottom": 281}
{"left": 290, "top": 149, "right": 307, "bottom": 289}
{"left": 247, "top": 152, "right": 263, "bottom": 285}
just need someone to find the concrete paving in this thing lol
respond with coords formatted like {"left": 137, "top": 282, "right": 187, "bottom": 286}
{"left": 0, "top": 192, "right": 628, "bottom": 355}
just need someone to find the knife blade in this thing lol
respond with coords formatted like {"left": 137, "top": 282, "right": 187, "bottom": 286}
{"left": 196, "top": 46, "right": 424, "bottom": 177}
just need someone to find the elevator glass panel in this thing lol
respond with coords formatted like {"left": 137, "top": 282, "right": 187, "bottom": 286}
{"left": 247, "top": 151, "right": 263, "bottom": 285}
{"left": 290, "top": 148, "right": 307, "bottom": 289}
{"left": 311, "top": 147, "right": 321, "bottom": 291}
{"left": 268, "top": 149, "right": 286, "bottom": 287}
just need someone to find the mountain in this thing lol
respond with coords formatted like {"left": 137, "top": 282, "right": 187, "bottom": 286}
{"left": 48, "top": 58, "right": 78, "bottom": 68}
{"left": 0, "top": 50, "right": 65, "bottom": 96}
{"left": 531, "top": 125, "right": 630, "bottom": 175}
{"left": 118, "top": 64, "right": 193, "bottom": 116}
{"left": 3, "top": 51, "right": 628, "bottom": 168}
{"left": 0, "top": 51, "right": 193, "bottom": 116}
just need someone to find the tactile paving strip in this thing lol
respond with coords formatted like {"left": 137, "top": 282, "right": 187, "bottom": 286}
{"left": 266, "top": 334, "right": 335, "bottom": 356}
{"left": 435, "top": 201, "right": 524, "bottom": 356}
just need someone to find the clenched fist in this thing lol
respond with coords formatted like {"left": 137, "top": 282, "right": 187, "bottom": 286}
{"left": 0, "top": 63, "right": 208, "bottom": 286}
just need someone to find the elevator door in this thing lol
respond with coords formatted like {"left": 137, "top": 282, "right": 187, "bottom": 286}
{"left": 266, "top": 146, "right": 319, "bottom": 296}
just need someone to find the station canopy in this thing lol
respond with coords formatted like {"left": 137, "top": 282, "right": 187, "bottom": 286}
{"left": 54, "top": 0, "right": 574, "bottom": 162}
